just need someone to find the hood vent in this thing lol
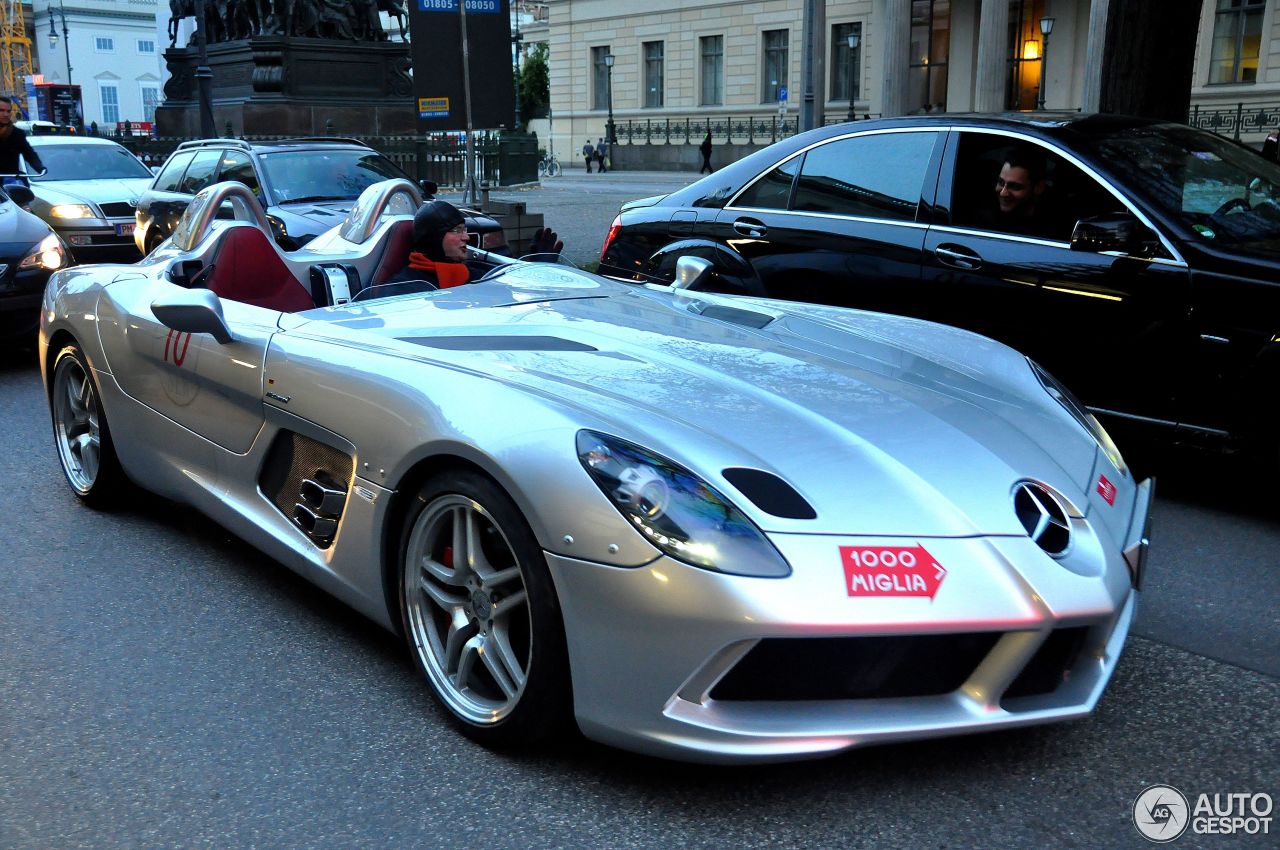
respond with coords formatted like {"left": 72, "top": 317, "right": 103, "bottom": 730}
{"left": 402, "top": 335, "right": 598, "bottom": 352}
{"left": 722, "top": 467, "right": 816, "bottom": 519}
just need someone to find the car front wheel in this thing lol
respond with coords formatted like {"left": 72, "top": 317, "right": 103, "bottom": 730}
{"left": 50, "top": 343, "right": 126, "bottom": 505}
{"left": 399, "top": 470, "right": 572, "bottom": 748}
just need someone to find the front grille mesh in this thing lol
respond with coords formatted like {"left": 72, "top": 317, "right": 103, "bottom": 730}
{"left": 710, "top": 633, "right": 1001, "bottom": 702}
{"left": 98, "top": 202, "right": 136, "bottom": 218}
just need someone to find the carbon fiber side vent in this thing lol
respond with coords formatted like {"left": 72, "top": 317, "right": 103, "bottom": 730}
{"left": 260, "top": 432, "right": 355, "bottom": 549}
{"left": 722, "top": 468, "right": 816, "bottom": 520}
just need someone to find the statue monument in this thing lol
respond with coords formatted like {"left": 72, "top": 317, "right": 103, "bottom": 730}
{"left": 157, "top": 0, "right": 416, "bottom": 137}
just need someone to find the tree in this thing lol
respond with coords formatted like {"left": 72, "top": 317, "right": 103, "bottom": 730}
{"left": 519, "top": 42, "right": 549, "bottom": 122}
{"left": 1099, "top": 0, "right": 1200, "bottom": 122}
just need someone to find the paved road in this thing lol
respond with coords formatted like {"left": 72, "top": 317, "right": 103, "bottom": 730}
{"left": 443, "top": 170, "right": 702, "bottom": 267}
{"left": 2, "top": 213, "right": 1278, "bottom": 847}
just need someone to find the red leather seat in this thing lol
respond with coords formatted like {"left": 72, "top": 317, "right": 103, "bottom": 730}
{"left": 206, "top": 226, "right": 315, "bottom": 313}
{"left": 368, "top": 220, "right": 415, "bottom": 288}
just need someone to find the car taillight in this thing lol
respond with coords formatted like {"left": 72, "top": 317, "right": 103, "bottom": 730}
{"left": 600, "top": 215, "right": 622, "bottom": 260}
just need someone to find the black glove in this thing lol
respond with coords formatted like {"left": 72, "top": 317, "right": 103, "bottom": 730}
{"left": 528, "top": 226, "right": 564, "bottom": 261}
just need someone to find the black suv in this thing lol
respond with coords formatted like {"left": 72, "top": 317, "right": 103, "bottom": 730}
{"left": 601, "top": 113, "right": 1280, "bottom": 455}
{"left": 135, "top": 138, "right": 504, "bottom": 254}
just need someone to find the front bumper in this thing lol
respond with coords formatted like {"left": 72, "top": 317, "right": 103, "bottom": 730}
{"left": 51, "top": 219, "right": 141, "bottom": 261}
{"left": 547, "top": 485, "right": 1152, "bottom": 763}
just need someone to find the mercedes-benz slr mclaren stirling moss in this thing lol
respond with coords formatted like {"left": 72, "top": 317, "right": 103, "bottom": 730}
{"left": 39, "top": 178, "right": 1153, "bottom": 764}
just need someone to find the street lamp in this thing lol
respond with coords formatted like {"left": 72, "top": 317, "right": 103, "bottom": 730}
{"left": 511, "top": 11, "right": 522, "bottom": 131}
{"left": 47, "top": 0, "right": 72, "bottom": 88}
{"left": 603, "top": 52, "right": 615, "bottom": 145}
{"left": 845, "top": 31, "right": 859, "bottom": 122}
{"left": 1037, "top": 15, "right": 1055, "bottom": 110}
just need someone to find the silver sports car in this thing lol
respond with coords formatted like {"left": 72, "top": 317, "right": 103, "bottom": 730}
{"left": 40, "top": 178, "right": 1153, "bottom": 764}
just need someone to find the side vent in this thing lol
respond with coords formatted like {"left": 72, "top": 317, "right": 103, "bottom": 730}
{"left": 722, "top": 468, "right": 816, "bottom": 520}
{"left": 260, "top": 432, "right": 355, "bottom": 549}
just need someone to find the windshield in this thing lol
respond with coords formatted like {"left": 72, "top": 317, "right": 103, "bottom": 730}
{"left": 1089, "top": 125, "right": 1280, "bottom": 247}
{"left": 31, "top": 143, "right": 152, "bottom": 180}
{"left": 258, "top": 150, "right": 410, "bottom": 204}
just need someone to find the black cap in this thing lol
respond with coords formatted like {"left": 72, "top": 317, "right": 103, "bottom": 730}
{"left": 412, "top": 199, "right": 466, "bottom": 261}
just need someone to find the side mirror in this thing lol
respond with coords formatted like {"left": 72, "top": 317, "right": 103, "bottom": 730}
{"left": 151, "top": 288, "right": 234, "bottom": 344}
{"left": 419, "top": 179, "right": 439, "bottom": 198}
{"left": 673, "top": 255, "right": 714, "bottom": 290}
{"left": 5, "top": 184, "right": 34, "bottom": 206}
{"left": 1070, "top": 212, "right": 1155, "bottom": 257}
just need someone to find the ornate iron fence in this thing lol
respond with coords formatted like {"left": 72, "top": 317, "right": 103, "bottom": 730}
{"left": 611, "top": 112, "right": 881, "bottom": 146}
{"left": 1188, "top": 102, "right": 1280, "bottom": 142}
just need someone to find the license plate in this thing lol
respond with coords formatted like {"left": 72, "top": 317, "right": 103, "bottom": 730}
{"left": 115, "top": 223, "right": 135, "bottom": 236}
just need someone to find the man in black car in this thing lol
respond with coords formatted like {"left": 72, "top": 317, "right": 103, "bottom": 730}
{"left": 975, "top": 148, "right": 1068, "bottom": 239}
{"left": 0, "top": 97, "right": 44, "bottom": 180}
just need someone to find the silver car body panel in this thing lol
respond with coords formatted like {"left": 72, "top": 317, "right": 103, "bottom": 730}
{"left": 38, "top": 182, "right": 1152, "bottom": 762}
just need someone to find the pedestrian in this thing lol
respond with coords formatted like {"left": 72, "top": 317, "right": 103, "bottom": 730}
{"left": 582, "top": 139, "right": 594, "bottom": 173}
{"left": 0, "top": 96, "right": 44, "bottom": 179}
{"left": 595, "top": 138, "right": 608, "bottom": 174}
{"left": 1263, "top": 130, "right": 1279, "bottom": 162}
{"left": 698, "top": 132, "right": 714, "bottom": 174}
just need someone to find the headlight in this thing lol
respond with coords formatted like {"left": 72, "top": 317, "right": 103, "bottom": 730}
{"left": 576, "top": 431, "right": 791, "bottom": 578}
{"left": 49, "top": 203, "right": 94, "bottom": 219}
{"left": 1028, "top": 358, "right": 1127, "bottom": 476}
{"left": 19, "top": 234, "right": 69, "bottom": 271}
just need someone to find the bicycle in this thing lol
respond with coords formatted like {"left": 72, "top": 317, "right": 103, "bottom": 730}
{"left": 537, "top": 153, "right": 562, "bottom": 178}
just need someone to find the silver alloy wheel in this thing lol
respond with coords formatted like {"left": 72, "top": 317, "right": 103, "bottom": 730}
{"left": 403, "top": 493, "right": 533, "bottom": 726}
{"left": 52, "top": 354, "right": 103, "bottom": 494}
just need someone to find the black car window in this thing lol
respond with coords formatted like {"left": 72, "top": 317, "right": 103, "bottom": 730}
{"left": 733, "top": 155, "right": 801, "bottom": 210}
{"left": 177, "top": 149, "right": 224, "bottom": 196}
{"left": 791, "top": 132, "right": 935, "bottom": 221}
{"left": 217, "top": 150, "right": 261, "bottom": 196}
{"left": 950, "top": 133, "right": 1125, "bottom": 242}
{"left": 152, "top": 151, "right": 195, "bottom": 193}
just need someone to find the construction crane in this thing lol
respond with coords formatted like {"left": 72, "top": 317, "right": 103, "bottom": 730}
{"left": 0, "top": 0, "right": 34, "bottom": 115}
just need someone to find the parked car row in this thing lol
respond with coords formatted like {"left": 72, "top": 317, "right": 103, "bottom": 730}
{"left": 601, "top": 112, "right": 1280, "bottom": 457}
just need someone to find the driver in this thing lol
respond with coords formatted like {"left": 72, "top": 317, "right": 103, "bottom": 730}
{"left": 385, "top": 199, "right": 564, "bottom": 289}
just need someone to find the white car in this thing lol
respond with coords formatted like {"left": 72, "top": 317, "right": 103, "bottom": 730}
{"left": 24, "top": 134, "right": 152, "bottom": 261}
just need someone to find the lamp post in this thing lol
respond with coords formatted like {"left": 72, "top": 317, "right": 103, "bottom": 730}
{"left": 1037, "top": 15, "right": 1054, "bottom": 111}
{"left": 511, "top": 10, "right": 522, "bottom": 131}
{"left": 845, "top": 31, "right": 859, "bottom": 122}
{"left": 47, "top": 0, "right": 72, "bottom": 88}
{"left": 603, "top": 52, "right": 615, "bottom": 145}
{"left": 193, "top": 0, "right": 216, "bottom": 137}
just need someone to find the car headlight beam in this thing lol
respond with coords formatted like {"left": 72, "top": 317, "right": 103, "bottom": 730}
{"left": 50, "top": 203, "right": 95, "bottom": 219}
{"left": 577, "top": 430, "right": 791, "bottom": 578}
{"left": 18, "top": 234, "right": 69, "bottom": 271}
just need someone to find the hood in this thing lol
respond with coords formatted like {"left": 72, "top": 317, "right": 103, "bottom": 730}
{"left": 0, "top": 198, "right": 56, "bottom": 248}
{"left": 293, "top": 266, "right": 1105, "bottom": 537}
{"left": 273, "top": 201, "right": 501, "bottom": 239}
{"left": 32, "top": 178, "right": 151, "bottom": 209}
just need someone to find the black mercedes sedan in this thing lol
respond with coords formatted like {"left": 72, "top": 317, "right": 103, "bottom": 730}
{"left": 600, "top": 113, "right": 1280, "bottom": 454}
{"left": 0, "top": 182, "right": 71, "bottom": 344}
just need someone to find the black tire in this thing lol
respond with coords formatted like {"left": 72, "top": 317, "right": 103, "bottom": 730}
{"left": 398, "top": 470, "right": 573, "bottom": 748}
{"left": 144, "top": 230, "right": 165, "bottom": 256}
{"left": 49, "top": 343, "right": 126, "bottom": 506}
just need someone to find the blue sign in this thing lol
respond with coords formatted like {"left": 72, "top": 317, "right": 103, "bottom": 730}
{"left": 778, "top": 87, "right": 789, "bottom": 102}
{"left": 418, "top": 0, "right": 501, "bottom": 12}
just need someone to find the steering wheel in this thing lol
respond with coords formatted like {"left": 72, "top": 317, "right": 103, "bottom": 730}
{"left": 1212, "top": 196, "right": 1251, "bottom": 217}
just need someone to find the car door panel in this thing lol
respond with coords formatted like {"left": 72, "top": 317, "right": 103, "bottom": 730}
{"left": 95, "top": 276, "right": 274, "bottom": 453}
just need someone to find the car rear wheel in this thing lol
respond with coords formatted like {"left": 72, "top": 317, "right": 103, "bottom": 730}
{"left": 399, "top": 470, "right": 572, "bottom": 748}
{"left": 50, "top": 343, "right": 126, "bottom": 505}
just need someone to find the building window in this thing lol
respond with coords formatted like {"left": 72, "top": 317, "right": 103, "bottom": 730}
{"left": 137, "top": 39, "right": 156, "bottom": 55}
{"left": 100, "top": 85, "right": 120, "bottom": 124}
{"left": 95, "top": 37, "right": 115, "bottom": 53}
{"left": 1209, "top": 0, "right": 1265, "bottom": 84}
{"left": 762, "top": 29, "right": 789, "bottom": 103}
{"left": 643, "top": 41, "right": 664, "bottom": 108}
{"left": 908, "top": 0, "right": 950, "bottom": 113}
{"left": 141, "top": 86, "right": 159, "bottom": 123}
{"left": 831, "top": 22, "right": 862, "bottom": 102}
{"left": 700, "top": 35, "right": 723, "bottom": 106}
{"left": 592, "top": 45, "right": 611, "bottom": 111}
{"left": 1006, "top": 0, "right": 1047, "bottom": 110}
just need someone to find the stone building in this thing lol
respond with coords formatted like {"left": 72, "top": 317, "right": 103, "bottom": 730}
{"left": 541, "top": 0, "right": 1280, "bottom": 165}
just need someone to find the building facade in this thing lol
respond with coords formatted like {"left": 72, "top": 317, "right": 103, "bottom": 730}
{"left": 543, "top": 0, "right": 1280, "bottom": 161}
{"left": 32, "top": 0, "right": 163, "bottom": 129}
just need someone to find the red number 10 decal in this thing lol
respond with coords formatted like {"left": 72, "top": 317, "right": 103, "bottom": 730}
{"left": 164, "top": 329, "right": 191, "bottom": 367}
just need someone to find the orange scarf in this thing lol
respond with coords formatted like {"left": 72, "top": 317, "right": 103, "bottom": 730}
{"left": 407, "top": 252, "right": 470, "bottom": 289}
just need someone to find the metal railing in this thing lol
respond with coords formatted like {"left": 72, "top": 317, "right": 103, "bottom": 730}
{"left": 610, "top": 111, "right": 882, "bottom": 146}
{"left": 1188, "top": 102, "right": 1280, "bottom": 142}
